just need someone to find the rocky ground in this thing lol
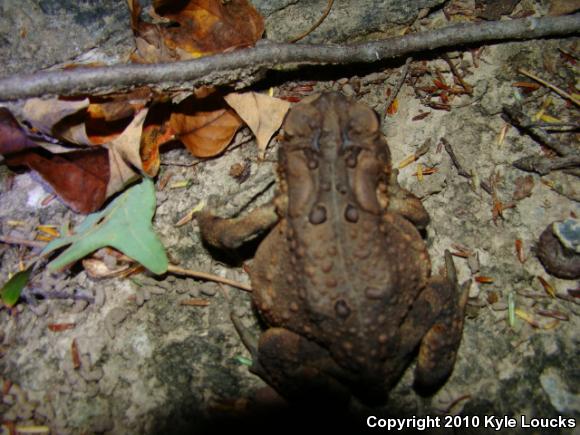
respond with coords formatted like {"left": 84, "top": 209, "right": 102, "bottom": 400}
{"left": 0, "top": 1, "right": 578, "bottom": 434}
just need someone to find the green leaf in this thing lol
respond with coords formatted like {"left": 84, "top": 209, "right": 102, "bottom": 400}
{"left": 42, "top": 178, "right": 168, "bottom": 274}
{"left": 1, "top": 267, "right": 32, "bottom": 308}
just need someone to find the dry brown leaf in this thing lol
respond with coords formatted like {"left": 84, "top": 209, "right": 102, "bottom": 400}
{"left": 512, "top": 175, "right": 535, "bottom": 201}
{"left": 82, "top": 258, "right": 132, "bottom": 279}
{"left": 0, "top": 106, "right": 110, "bottom": 213}
{"left": 5, "top": 147, "right": 110, "bottom": 214}
{"left": 105, "top": 109, "right": 149, "bottom": 197}
{"left": 224, "top": 92, "right": 290, "bottom": 158}
{"left": 87, "top": 88, "right": 151, "bottom": 122}
{"left": 22, "top": 97, "right": 91, "bottom": 144}
{"left": 130, "top": 0, "right": 264, "bottom": 62}
{"left": 170, "top": 93, "right": 242, "bottom": 158}
{"left": 0, "top": 107, "right": 39, "bottom": 154}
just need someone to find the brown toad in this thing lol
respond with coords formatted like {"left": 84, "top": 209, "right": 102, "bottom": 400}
{"left": 197, "top": 92, "right": 468, "bottom": 405}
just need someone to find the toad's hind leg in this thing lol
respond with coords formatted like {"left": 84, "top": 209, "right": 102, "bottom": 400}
{"left": 401, "top": 251, "right": 469, "bottom": 393}
{"left": 251, "top": 328, "right": 351, "bottom": 406}
{"left": 416, "top": 252, "right": 469, "bottom": 392}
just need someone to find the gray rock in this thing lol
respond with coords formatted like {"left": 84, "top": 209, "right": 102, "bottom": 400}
{"left": 0, "top": 0, "right": 131, "bottom": 78}
{"left": 256, "top": 0, "right": 446, "bottom": 43}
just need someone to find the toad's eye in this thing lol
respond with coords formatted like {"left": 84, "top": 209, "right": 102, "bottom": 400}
{"left": 284, "top": 105, "right": 321, "bottom": 139}
{"left": 347, "top": 104, "right": 379, "bottom": 137}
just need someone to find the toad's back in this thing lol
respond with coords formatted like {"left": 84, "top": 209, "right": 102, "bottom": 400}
{"left": 251, "top": 93, "right": 431, "bottom": 374}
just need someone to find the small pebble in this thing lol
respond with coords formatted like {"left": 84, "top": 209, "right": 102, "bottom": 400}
{"left": 53, "top": 280, "right": 69, "bottom": 292}
{"left": 232, "top": 305, "right": 248, "bottom": 318}
{"left": 144, "top": 285, "right": 166, "bottom": 295}
{"left": 188, "top": 287, "right": 200, "bottom": 297}
{"left": 35, "top": 402, "right": 55, "bottom": 420}
{"left": 80, "top": 353, "right": 91, "bottom": 368}
{"left": 91, "top": 414, "right": 114, "bottom": 432}
{"left": 3, "top": 394, "right": 15, "bottom": 405}
{"left": 361, "top": 71, "right": 387, "bottom": 84}
{"left": 491, "top": 301, "right": 508, "bottom": 311}
{"left": 10, "top": 384, "right": 25, "bottom": 402}
{"left": 107, "top": 307, "right": 128, "bottom": 325}
{"left": 71, "top": 299, "right": 89, "bottom": 313}
{"left": 94, "top": 287, "right": 106, "bottom": 307}
{"left": 16, "top": 402, "right": 35, "bottom": 420}
{"left": 467, "top": 253, "right": 480, "bottom": 274}
{"left": 3, "top": 407, "right": 17, "bottom": 421}
{"left": 468, "top": 283, "right": 480, "bottom": 299}
{"left": 135, "top": 290, "right": 145, "bottom": 306}
{"left": 200, "top": 283, "right": 217, "bottom": 297}
{"left": 86, "top": 382, "right": 100, "bottom": 398}
{"left": 337, "top": 78, "right": 348, "bottom": 85}
{"left": 142, "top": 287, "right": 151, "bottom": 301}
{"left": 30, "top": 303, "right": 48, "bottom": 317}
{"left": 81, "top": 367, "right": 104, "bottom": 382}
{"left": 175, "top": 279, "right": 188, "bottom": 294}
{"left": 105, "top": 307, "right": 128, "bottom": 338}
{"left": 70, "top": 376, "right": 88, "bottom": 393}
{"left": 341, "top": 83, "right": 355, "bottom": 96}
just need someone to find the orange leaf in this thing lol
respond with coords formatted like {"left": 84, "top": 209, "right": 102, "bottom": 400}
{"left": 131, "top": 0, "right": 264, "bottom": 62}
{"left": 140, "top": 104, "right": 175, "bottom": 177}
{"left": 170, "top": 93, "right": 242, "bottom": 158}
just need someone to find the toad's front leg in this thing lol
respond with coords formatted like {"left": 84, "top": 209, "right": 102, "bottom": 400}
{"left": 197, "top": 201, "right": 280, "bottom": 250}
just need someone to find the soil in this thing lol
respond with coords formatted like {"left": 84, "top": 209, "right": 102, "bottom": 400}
{"left": 0, "top": 1, "right": 579, "bottom": 434}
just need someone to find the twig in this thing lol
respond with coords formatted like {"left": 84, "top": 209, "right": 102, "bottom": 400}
{"left": 502, "top": 104, "right": 575, "bottom": 156}
{"left": 441, "top": 138, "right": 492, "bottom": 194}
{"left": 289, "top": 0, "right": 335, "bottom": 43}
{"left": 518, "top": 68, "right": 580, "bottom": 107}
{"left": 0, "top": 236, "right": 47, "bottom": 249}
{"left": 0, "top": 235, "right": 252, "bottom": 291}
{"left": 443, "top": 53, "right": 473, "bottom": 94}
{"left": 513, "top": 154, "right": 580, "bottom": 175}
{"left": 441, "top": 138, "right": 470, "bottom": 178}
{"left": 167, "top": 264, "right": 252, "bottom": 292}
{"left": 0, "top": 15, "right": 578, "bottom": 100}
{"left": 385, "top": 57, "right": 412, "bottom": 117}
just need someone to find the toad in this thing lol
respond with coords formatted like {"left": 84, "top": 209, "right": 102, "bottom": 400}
{"left": 197, "top": 92, "right": 468, "bottom": 405}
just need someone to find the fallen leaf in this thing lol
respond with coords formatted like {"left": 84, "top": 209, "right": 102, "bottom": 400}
{"left": 224, "top": 92, "right": 290, "bottom": 158}
{"left": 0, "top": 108, "right": 39, "bottom": 154}
{"left": 42, "top": 178, "right": 168, "bottom": 274}
{"left": 105, "top": 109, "right": 149, "bottom": 197}
{"left": 512, "top": 175, "right": 534, "bottom": 201}
{"left": 6, "top": 147, "right": 110, "bottom": 214}
{"left": 130, "top": 0, "right": 264, "bottom": 62}
{"left": 140, "top": 104, "right": 175, "bottom": 176}
{"left": 22, "top": 98, "right": 90, "bottom": 141}
{"left": 0, "top": 267, "right": 32, "bottom": 308}
{"left": 82, "top": 258, "right": 132, "bottom": 279}
{"left": 170, "top": 93, "right": 242, "bottom": 157}
{"left": 87, "top": 88, "right": 151, "bottom": 122}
